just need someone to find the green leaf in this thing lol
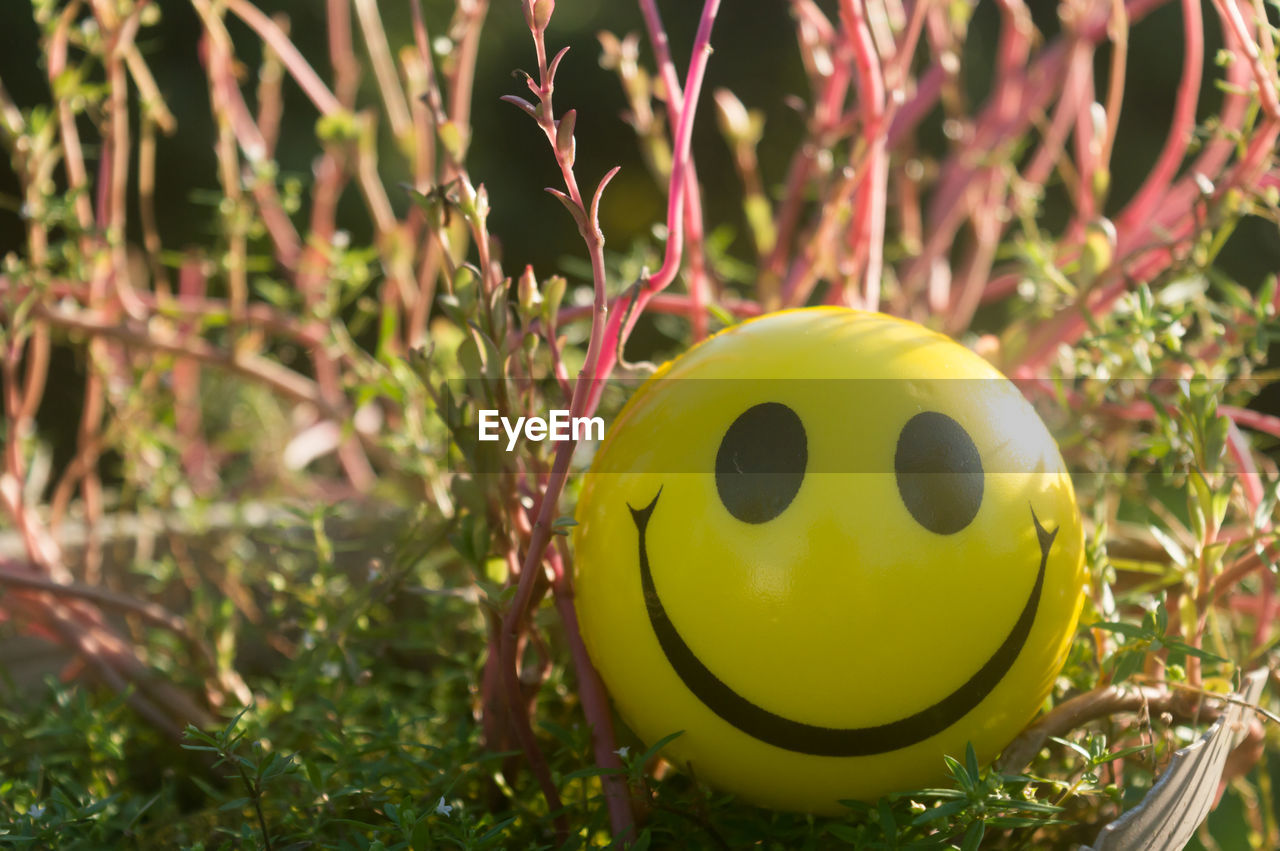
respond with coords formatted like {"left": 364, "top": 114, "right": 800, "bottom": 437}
{"left": 1049, "top": 736, "right": 1093, "bottom": 761}
{"left": 1091, "top": 621, "right": 1149, "bottom": 640}
{"left": 217, "top": 796, "right": 251, "bottom": 812}
{"left": 912, "top": 798, "right": 968, "bottom": 825}
{"left": 987, "top": 816, "right": 1071, "bottom": 828}
{"left": 944, "top": 754, "right": 974, "bottom": 793}
{"left": 1164, "top": 639, "right": 1229, "bottom": 664}
{"left": 825, "top": 823, "right": 864, "bottom": 844}
{"left": 996, "top": 798, "right": 1064, "bottom": 814}
{"left": 1111, "top": 648, "right": 1145, "bottom": 684}
{"left": 706, "top": 302, "right": 737, "bottom": 329}
{"left": 960, "top": 819, "right": 984, "bottom": 851}
{"left": 476, "top": 816, "right": 517, "bottom": 844}
{"left": 1102, "top": 744, "right": 1152, "bottom": 763}
{"left": 965, "top": 742, "right": 980, "bottom": 783}
{"left": 1148, "top": 525, "right": 1188, "bottom": 566}
{"left": 876, "top": 798, "right": 898, "bottom": 840}
{"left": 562, "top": 765, "right": 624, "bottom": 781}
{"left": 635, "top": 730, "right": 684, "bottom": 767}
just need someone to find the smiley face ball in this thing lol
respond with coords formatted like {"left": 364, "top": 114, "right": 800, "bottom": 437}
{"left": 573, "top": 307, "right": 1085, "bottom": 813}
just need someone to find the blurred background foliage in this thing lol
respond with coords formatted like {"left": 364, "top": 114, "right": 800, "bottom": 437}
{"left": 2, "top": 2, "right": 1278, "bottom": 478}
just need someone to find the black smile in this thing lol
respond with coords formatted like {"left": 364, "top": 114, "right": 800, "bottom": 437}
{"left": 630, "top": 489, "right": 1057, "bottom": 757}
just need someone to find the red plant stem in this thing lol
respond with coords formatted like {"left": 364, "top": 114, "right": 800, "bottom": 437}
{"left": 948, "top": 35, "right": 1093, "bottom": 329}
{"left": 900, "top": 0, "right": 1038, "bottom": 304}
{"left": 197, "top": 12, "right": 302, "bottom": 270}
{"left": 887, "top": 0, "right": 929, "bottom": 91}
{"left": 41, "top": 603, "right": 183, "bottom": 738}
{"left": 1225, "top": 421, "right": 1275, "bottom": 649}
{"left": 49, "top": 3, "right": 95, "bottom": 234}
{"left": 638, "top": 0, "right": 712, "bottom": 339}
{"left": 887, "top": 61, "right": 944, "bottom": 147}
{"left": 497, "top": 5, "right": 629, "bottom": 838}
{"left": 329, "top": 0, "right": 359, "bottom": 106}
{"left": 62, "top": 233, "right": 107, "bottom": 580}
{"left": 1226, "top": 422, "right": 1265, "bottom": 514}
{"left": 256, "top": 14, "right": 286, "bottom": 157}
{"left": 904, "top": 0, "right": 1166, "bottom": 305}
{"left": 1222, "top": 406, "right": 1280, "bottom": 442}
{"left": 788, "top": 156, "right": 872, "bottom": 307}
{"left": 838, "top": 0, "right": 888, "bottom": 310}
{"left": 2, "top": 337, "right": 29, "bottom": 519}
{"left": 225, "top": 0, "right": 342, "bottom": 116}
{"left": 504, "top": 293, "right": 762, "bottom": 355}
{"left": 589, "top": 0, "right": 722, "bottom": 403}
{"left": 1019, "top": 40, "right": 1091, "bottom": 197}
{"left": 277, "top": 0, "right": 376, "bottom": 493}
{"left": 998, "top": 681, "right": 1198, "bottom": 772}
{"left": 763, "top": 144, "right": 819, "bottom": 303}
{"left": 1013, "top": 120, "right": 1280, "bottom": 377}
{"left": 1017, "top": 379, "right": 1280, "bottom": 447}
{"left": 1071, "top": 64, "right": 1099, "bottom": 227}
{"left": 977, "top": 37, "right": 1239, "bottom": 314}
{"left": 1097, "top": 0, "right": 1129, "bottom": 175}
{"left": 644, "top": 1, "right": 719, "bottom": 295}
{"left": 1115, "top": 0, "right": 1203, "bottom": 237}
{"left": 353, "top": 0, "right": 412, "bottom": 141}
{"left": 565, "top": 293, "right": 762, "bottom": 327}
{"left": 501, "top": 3, "right": 720, "bottom": 838}
{"left": 773, "top": 1, "right": 852, "bottom": 306}
{"left": 26, "top": 302, "right": 340, "bottom": 416}
{"left": 103, "top": 3, "right": 147, "bottom": 320}
{"left": 945, "top": 178, "right": 1005, "bottom": 334}
{"left": 1223, "top": 586, "right": 1280, "bottom": 619}
{"left": 447, "top": 0, "right": 488, "bottom": 134}
{"left": 406, "top": 0, "right": 446, "bottom": 347}
{"left": 550, "top": 548, "right": 635, "bottom": 843}
{"left": 174, "top": 257, "right": 212, "bottom": 492}
{"left": 498, "top": 542, "right": 567, "bottom": 839}
{"left": 0, "top": 558, "right": 204, "bottom": 652}
{"left": 1013, "top": 17, "right": 1277, "bottom": 379}
{"left": 0, "top": 278, "right": 334, "bottom": 351}
{"left": 1201, "top": 548, "right": 1280, "bottom": 612}
{"left": 1211, "top": 0, "right": 1280, "bottom": 120}
{"left": 16, "top": 323, "right": 50, "bottom": 435}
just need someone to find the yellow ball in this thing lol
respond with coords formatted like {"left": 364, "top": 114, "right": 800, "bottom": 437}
{"left": 572, "top": 308, "right": 1085, "bottom": 813}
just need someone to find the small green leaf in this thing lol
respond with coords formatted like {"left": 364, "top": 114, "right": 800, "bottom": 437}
{"left": 825, "top": 823, "right": 863, "bottom": 844}
{"left": 961, "top": 819, "right": 985, "bottom": 851}
{"left": 1111, "top": 648, "right": 1145, "bottom": 684}
{"left": 877, "top": 797, "right": 898, "bottom": 839}
{"left": 561, "top": 765, "right": 624, "bottom": 781}
{"left": 217, "top": 796, "right": 251, "bottom": 812}
{"left": 912, "top": 798, "right": 968, "bottom": 825}
{"left": 636, "top": 730, "right": 684, "bottom": 767}
{"left": 1091, "top": 621, "right": 1149, "bottom": 640}
{"left": 1049, "top": 736, "right": 1093, "bottom": 761}
{"left": 476, "top": 816, "right": 517, "bottom": 844}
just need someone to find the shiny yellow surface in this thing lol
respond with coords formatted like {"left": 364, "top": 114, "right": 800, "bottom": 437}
{"left": 573, "top": 307, "right": 1085, "bottom": 813}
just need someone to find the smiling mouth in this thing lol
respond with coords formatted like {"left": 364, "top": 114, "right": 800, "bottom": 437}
{"left": 630, "top": 489, "right": 1057, "bottom": 757}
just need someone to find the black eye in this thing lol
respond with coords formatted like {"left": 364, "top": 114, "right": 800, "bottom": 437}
{"left": 895, "top": 411, "right": 983, "bottom": 535}
{"left": 715, "top": 402, "right": 807, "bottom": 524}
